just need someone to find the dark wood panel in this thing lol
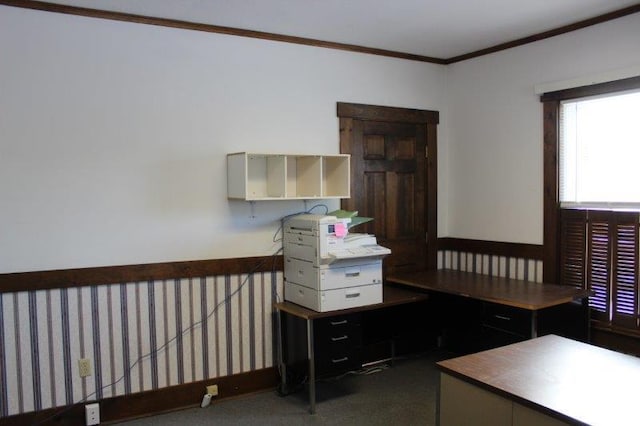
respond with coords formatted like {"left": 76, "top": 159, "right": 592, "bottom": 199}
{"left": 394, "top": 137, "right": 416, "bottom": 160}
{"left": 559, "top": 209, "right": 587, "bottom": 287}
{"left": 540, "top": 78, "right": 640, "bottom": 309}
{"left": 340, "top": 104, "right": 435, "bottom": 273}
{"left": 426, "top": 122, "right": 438, "bottom": 270}
{"left": 0, "top": 255, "right": 284, "bottom": 293}
{"left": 592, "top": 325, "right": 640, "bottom": 357}
{"left": 382, "top": 240, "right": 425, "bottom": 272}
{"left": 542, "top": 100, "right": 560, "bottom": 283}
{"left": 540, "top": 75, "right": 640, "bottom": 102}
{"left": 363, "top": 171, "right": 387, "bottom": 238}
{"left": 0, "top": 367, "right": 277, "bottom": 426}
{"left": 364, "top": 120, "right": 420, "bottom": 138}
{"left": 388, "top": 269, "right": 589, "bottom": 310}
{"left": 363, "top": 135, "right": 385, "bottom": 159}
{"left": 337, "top": 102, "right": 439, "bottom": 124}
{"left": 0, "top": 0, "right": 445, "bottom": 64}
{"left": 358, "top": 159, "right": 417, "bottom": 173}
{"left": 393, "top": 173, "right": 416, "bottom": 238}
{"left": 438, "top": 238, "right": 543, "bottom": 260}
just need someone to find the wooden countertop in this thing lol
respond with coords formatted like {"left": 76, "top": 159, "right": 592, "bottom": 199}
{"left": 437, "top": 335, "right": 640, "bottom": 425}
{"left": 387, "top": 269, "right": 590, "bottom": 310}
{"left": 274, "top": 284, "right": 428, "bottom": 320}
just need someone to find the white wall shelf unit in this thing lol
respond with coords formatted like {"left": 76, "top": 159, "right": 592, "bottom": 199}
{"left": 227, "top": 152, "right": 350, "bottom": 200}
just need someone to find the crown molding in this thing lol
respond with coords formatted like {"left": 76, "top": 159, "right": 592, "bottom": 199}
{"left": 0, "top": 1, "right": 638, "bottom": 63}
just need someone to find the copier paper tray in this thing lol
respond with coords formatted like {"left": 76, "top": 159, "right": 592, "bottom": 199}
{"left": 328, "top": 244, "right": 391, "bottom": 262}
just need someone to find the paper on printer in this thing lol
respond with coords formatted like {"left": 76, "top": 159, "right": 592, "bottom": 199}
{"left": 283, "top": 214, "right": 390, "bottom": 265}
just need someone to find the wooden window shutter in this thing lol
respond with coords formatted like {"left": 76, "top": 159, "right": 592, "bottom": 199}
{"left": 587, "top": 211, "right": 612, "bottom": 322}
{"left": 611, "top": 212, "right": 639, "bottom": 329}
{"left": 559, "top": 209, "right": 586, "bottom": 288}
{"left": 582, "top": 210, "right": 640, "bottom": 328}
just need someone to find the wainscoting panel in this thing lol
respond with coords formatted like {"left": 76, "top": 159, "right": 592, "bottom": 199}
{"left": 0, "top": 271, "right": 283, "bottom": 418}
{"left": 438, "top": 250, "right": 543, "bottom": 282}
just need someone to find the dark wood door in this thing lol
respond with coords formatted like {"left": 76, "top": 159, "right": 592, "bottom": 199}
{"left": 337, "top": 103, "right": 439, "bottom": 275}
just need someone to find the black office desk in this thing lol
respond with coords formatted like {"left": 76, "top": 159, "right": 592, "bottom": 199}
{"left": 387, "top": 269, "right": 591, "bottom": 349}
{"left": 274, "top": 285, "right": 428, "bottom": 414}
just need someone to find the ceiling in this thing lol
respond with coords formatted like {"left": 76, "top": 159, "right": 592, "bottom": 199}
{"left": 15, "top": 0, "right": 640, "bottom": 60}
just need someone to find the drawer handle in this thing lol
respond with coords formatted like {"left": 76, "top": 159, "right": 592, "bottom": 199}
{"left": 330, "top": 320, "right": 348, "bottom": 326}
{"left": 346, "top": 292, "right": 360, "bottom": 299}
{"left": 331, "top": 335, "right": 349, "bottom": 342}
{"left": 493, "top": 314, "right": 512, "bottom": 321}
{"left": 345, "top": 271, "right": 360, "bottom": 277}
{"left": 331, "top": 357, "right": 349, "bottom": 364}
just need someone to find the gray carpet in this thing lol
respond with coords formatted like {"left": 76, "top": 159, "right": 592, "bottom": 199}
{"left": 116, "top": 350, "right": 448, "bottom": 425}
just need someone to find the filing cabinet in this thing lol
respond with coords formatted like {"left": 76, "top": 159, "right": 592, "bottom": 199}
{"left": 280, "top": 300, "right": 434, "bottom": 386}
{"left": 281, "top": 311, "right": 363, "bottom": 379}
{"left": 314, "top": 314, "right": 363, "bottom": 375}
{"left": 275, "top": 286, "right": 431, "bottom": 412}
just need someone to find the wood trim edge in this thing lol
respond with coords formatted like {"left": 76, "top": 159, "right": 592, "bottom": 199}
{"left": 426, "top": 123, "right": 438, "bottom": 269}
{"left": 0, "top": 256, "right": 284, "bottom": 293}
{"left": 0, "top": 367, "right": 278, "bottom": 426}
{"left": 2, "top": 0, "right": 637, "bottom": 66}
{"left": 591, "top": 325, "right": 640, "bottom": 356}
{"left": 542, "top": 101, "right": 560, "bottom": 283}
{"left": 0, "top": 0, "right": 446, "bottom": 64}
{"left": 337, "top": 102, "right": 439, "bottom": 124}
{"left": 540, "top": 75, "right": 640, "bottom": 102}
{"left": 437, "top": 238, "right": 543, "bottom": 260}
{"left": 444, "top": 4, "right": 640, "bottom": 64}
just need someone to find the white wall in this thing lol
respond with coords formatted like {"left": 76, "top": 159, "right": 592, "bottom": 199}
{"left": 445, "top": 12, "right": 640, "bottom": 244}
{"left": 0, "top": 6, "right": 448, "bottom": 273}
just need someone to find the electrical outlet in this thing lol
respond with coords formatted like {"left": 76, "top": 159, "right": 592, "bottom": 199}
{"left": 206, "top": 384, "right": 218, "bottom": 396}
{"left": 78, "top": 358, "right": 92, "bottom": 378}
{"left": 85, "top": 403, "right": 100, "bottom": 425}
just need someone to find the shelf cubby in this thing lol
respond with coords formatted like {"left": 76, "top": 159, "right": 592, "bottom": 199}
{"left": 227, "top": 152, "right": 350, "bottom": 200}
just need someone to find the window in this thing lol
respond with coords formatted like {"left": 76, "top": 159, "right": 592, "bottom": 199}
{"left": 560, "top": 90, "right": 640, "bottom": 208}
{"left": 543, "top": 76, "right": 640, "bottom": 336}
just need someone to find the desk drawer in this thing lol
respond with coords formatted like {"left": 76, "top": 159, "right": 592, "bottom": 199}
{"left": 315, "top": 314, "right": 362, "bottom": 353}
{"left": 314, "top": 314, "right": 362, "bottom": 375}
{"left": 315, "top": 348, "right": 362, "bottom": 375}
{"left": 315, "top": 314, "right": 361, "bottom": 334}
{"left": 482, "top": 304, "right": 531, "bottom": 337}
{"left": 285, "top": 258, "right": 382, "bottom": 291}
{"left": 315, "top": 332, "right": 363, "bottom": 356}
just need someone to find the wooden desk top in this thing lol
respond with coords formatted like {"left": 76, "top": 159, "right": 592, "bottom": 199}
{"left": 386, "top": 269, "right": 590, "bottom": 310}
{"left": 274, "top": 285, "right": 428, "bottom": 320}
{"left": 437, "top": 335, "right": 640, "bottom": 426}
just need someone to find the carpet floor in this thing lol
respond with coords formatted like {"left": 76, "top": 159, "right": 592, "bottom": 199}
{"left": 115, "top": 350, "right": 450, "bottom": 426}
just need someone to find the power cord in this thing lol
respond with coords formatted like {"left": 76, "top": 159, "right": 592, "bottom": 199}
{"left": 34, "top": 203, "right": 329, "bottom": 425}
{"left": 34, "top": 254, "right": 277, "bottom": 425}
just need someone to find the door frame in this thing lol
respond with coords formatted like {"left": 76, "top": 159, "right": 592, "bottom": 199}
{"left": 337, "top": 102, "right": 439, "bottom": 270}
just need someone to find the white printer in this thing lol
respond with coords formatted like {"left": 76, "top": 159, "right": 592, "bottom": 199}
{"left": 283, "top": 214, "right": 391, "bottom": 312}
